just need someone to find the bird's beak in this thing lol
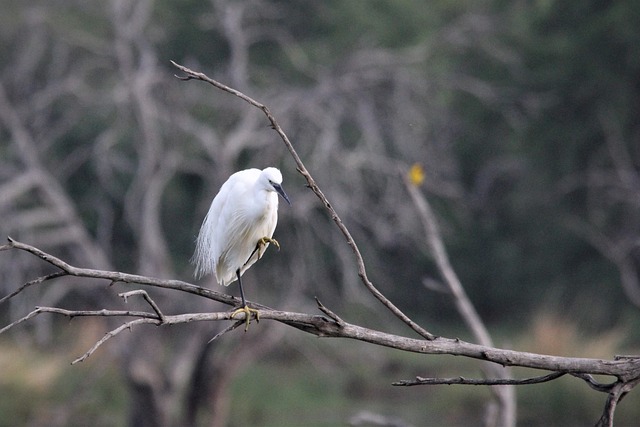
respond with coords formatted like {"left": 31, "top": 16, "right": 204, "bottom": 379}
{"left": 273, "top": 183, "right": 291, "bottom": 205}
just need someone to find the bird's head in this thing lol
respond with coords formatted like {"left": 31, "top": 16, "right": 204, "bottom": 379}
{"left": 261, "top": 167, "right": 291, "bottom": 205}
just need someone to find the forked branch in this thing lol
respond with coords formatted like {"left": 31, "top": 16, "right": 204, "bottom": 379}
{"left": 171, "top": 60, "right": 435, "bottom": 341}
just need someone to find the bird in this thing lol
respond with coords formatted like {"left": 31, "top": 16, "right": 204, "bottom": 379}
{"left": 192, "top": 167, "right": 291, "bottom": 330}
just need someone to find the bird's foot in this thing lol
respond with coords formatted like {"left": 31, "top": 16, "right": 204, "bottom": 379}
{"left": 231, "top": 305, "right": 260, "bottom": 331}
{"left": 258, "top": 236, "right": 280, "bottom": 251}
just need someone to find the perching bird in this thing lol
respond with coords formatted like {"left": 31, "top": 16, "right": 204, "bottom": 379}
{"left": 192, "top": 167, "right": 290, "bottom": 329}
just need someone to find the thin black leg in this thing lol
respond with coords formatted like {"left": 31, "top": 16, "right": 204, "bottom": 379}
{"left": 244, "top": 244, "right": 260, "bottom": 267}
{"left": 230, "top": 268, "right": 259, "bottom": 330}
{"left": 236, "top": 269, "right": 247, "bottom": 307}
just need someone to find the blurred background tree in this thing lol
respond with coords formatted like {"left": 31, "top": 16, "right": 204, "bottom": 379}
{"left": 1, "top": 0, "right": 639, "bottom": 426}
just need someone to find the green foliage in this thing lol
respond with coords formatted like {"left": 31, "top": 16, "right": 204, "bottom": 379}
{"left": 0, "top": 339, "right": 127, "bottom": 427}
{"left": 434, "top": 0, "right": 640, "bottom": 324}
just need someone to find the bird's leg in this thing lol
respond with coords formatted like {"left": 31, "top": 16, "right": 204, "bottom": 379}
{"left": 243, "top": 236, "right": 280, "bottom": 268}
{"left": 255, "top": 236, "right": 279, "bottom": 259}
{"left": 230, "top": 269, "right": 259, "bottom": 331}
{"left": 259, "top": 236, "right": 280, "bottom": 250}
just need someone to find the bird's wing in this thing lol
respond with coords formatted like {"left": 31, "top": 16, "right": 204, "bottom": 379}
{"left": 212, "top": 170, "right": 260, "bottom": 284}
{"left": 193, "top": 172, "right": 241, "bottom": 280}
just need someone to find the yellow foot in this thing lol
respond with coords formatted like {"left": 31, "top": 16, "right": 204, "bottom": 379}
{"left": 231, "top": 305, "right": 260, "bottom": 331}
{"left": 258, "top": 236, "right": 280, "bottom": 251}
{"left": 254, "top": 236, "right": 280, "bottom": 259}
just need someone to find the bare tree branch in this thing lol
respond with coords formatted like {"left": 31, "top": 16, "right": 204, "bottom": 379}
{"left": 596, "top": 377, "right": 640, "bottom": 427}
{"left": 315, "top": 297, "right": 346, "bottom": 327}
{"left": 119, "top": 290, "right": 165, "bottom": 322}
{"left": 393, "top": 372, "right": 566, "bottom": 387}
{"left": 0, "top": 270, "right": 66, "bottom": 305}
{"left": 123, "top": 60, "right": 640, "bottom": 426}
{"left": 2, "top": 239, "right": 639, "bottom": 375}
{"left": 72, "top": 317, "right": 159, "bottom": 365}
{"left": 403, "top": 171, "right": 516, "bottom": 427}
{"left": 2, "top": 237, "right": 640, "bottom": 426}
{"left": 207, "top": 320, "right": 244, "bottom": 343}
{"left": 0, "top": 83, "right": 110, "bottom": 269}
{"left": 171, "top": 60, "right": 437, "bottom": 341}
{"left": 3, "top": 236, "right": 236, "bottom": 306}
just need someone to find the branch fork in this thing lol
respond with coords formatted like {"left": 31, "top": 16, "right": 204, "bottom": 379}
{"left": 119, "top": 290, "right": 165, "bottom": 323}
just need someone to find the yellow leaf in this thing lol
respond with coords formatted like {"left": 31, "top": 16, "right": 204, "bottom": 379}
{"left": 408, "top": 163, "right": 425, "bottom": 186}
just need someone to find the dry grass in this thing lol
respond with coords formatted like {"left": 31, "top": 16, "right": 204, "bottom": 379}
{"left": 520, "top": 309, "right": 627, "bottom": 359}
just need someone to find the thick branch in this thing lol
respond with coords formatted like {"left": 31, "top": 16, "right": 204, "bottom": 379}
{"left": 2, "top": 237, "right": 237, "bottom": 306}
{"left": 5, "top": 301, "right": 640, "bottom": 379}
{"left": 2, "top": 239, "right": 640, "bottom": 427}
{"left": 2, "top": 240, "right": 639, "bottom": 381}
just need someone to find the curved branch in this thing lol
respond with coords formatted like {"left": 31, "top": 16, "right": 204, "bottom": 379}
{"left": 170, "top": 60, "right": 436, "bottom": 341}
{"left": 72, "top": 317, "right": 159, "bottom": 364}
{"left": 3, "top": 237, "right": 237, "bottom": 306}
{"left": 596, "top": 377, "right": 640, "bottom": 427}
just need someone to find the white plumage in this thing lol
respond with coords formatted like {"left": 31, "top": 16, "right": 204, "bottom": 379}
{"left": 192, "top": 167, "right": 290, "bottom": 317}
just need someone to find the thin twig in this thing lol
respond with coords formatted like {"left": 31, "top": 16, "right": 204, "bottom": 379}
{"left": 571, "top": 373, "right": 616, "bottom": 393}
{"left": 171, "top": 61, "right": 436, "bottom": 341}
{"left": 0, "top": 271, "right": 66, "bottom": 305}
{"left": 0, "top": 307, "right": 44, "bottom": 334}
{"left": 119, "top": 290, "right": 166, "bottom": 322}
{"left": 72, "top": 318, "right": 159, "bottom": 364}
{"left": 208, "top": 321, "right": 244, "bottom": 343}
{"left": 315, "top": 297, "right": 345, "bottom": 327}
{"left": 393, "top": 371, "right": 566, "bottom": 387}
{"left": 0, "top": 306, "right": 158, "bottom": 334}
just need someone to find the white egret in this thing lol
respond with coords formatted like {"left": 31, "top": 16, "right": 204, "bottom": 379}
{"left": 192, "top": 167, "right": 291, "bottom": 330}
